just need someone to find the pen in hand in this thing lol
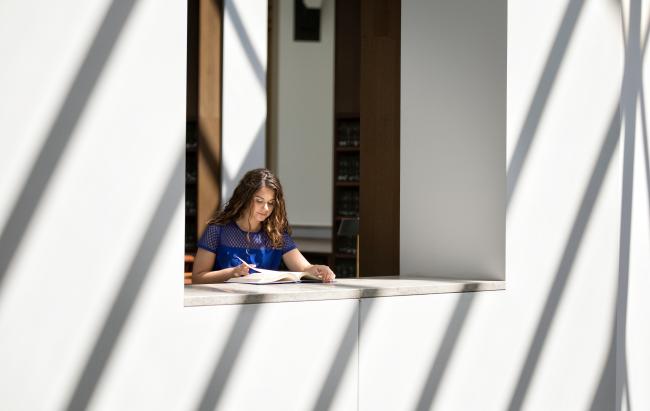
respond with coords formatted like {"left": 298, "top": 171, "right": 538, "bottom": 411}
{"left": 234, "top": 256, "right": 257, "bottom": 275}
{"left": 235, "top": 256, "right": 252, "bottom": 268}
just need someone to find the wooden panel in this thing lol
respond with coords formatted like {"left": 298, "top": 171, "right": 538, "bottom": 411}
{"left": 186, "top": 0, "right": 199, "bottom": 120}
{"left": 335, "top": 0, "right": 360, "bottom": 115}
{"left": 359, "top": 0, "right": 400, "bottom": 276}
{"left": 197, "top": 0, "right": 223, "bottom": 237}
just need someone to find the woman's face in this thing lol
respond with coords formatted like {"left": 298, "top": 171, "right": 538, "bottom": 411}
{"left": 249, "top": 186, "right": 275, "bottom": 223}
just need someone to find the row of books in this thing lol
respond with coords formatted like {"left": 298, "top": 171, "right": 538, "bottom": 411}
{"left": 186, "top": 121, "right": 197, "bottom": 253}
{"left": 336, "top": 189, "right": 359, "bottom": 217}
{"left": 335, "top": 260, "right": 356, "bottom": 277}
{"left": 336, "top": 120, "right": 360, "bottom": 147}
{"left": 336, "top": 156, "right": 360, "bottom": 181}
{"left": 336, "top": 236, "right": 356, "bottom": 255}
{"left": 186, "top": 170, "right": 197, "bottom": 184}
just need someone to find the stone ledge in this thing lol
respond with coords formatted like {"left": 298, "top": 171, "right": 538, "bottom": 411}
{"left": 184, "top": 276, "right": 505, "bottom": 306}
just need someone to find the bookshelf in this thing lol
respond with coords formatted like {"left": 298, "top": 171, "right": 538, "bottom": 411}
{"left": 332, "top": 115, "right": 360, "bottom": 277}
{"left": 332, "top": 0, "right": 361, "bottom": 278}
{"left": 185, "top": 121, "right": 198, "bottom": 255}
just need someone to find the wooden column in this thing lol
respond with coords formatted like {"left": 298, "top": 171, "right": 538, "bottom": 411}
{"left": 335, "top": 0, "right": 360, "bottom": 115}
{"left": 359, "top": 0, "right": 400, "bottom": 276}
{"left": 197, "top": 0, "right": 223, "bottom": 236}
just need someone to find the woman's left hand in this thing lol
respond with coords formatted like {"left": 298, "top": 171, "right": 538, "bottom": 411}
{"left": 306, "top": 265, "right": 336, "bottom": 283}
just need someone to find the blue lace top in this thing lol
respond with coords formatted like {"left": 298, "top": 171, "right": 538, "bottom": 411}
{"left": 197, "top": 221, "right": 297, "bottom": 271}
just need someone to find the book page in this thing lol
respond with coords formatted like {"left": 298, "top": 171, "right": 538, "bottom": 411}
{"left": 249, "top": 267, "right": 328, "bottom": 282}
{"left": 248, "top": 266, "right": 304, "bottom": 278}
{"left": 226, "top": 270, "right": 297, "bottom": 284}
{"left": 226, "top": 272, "right": 298, "bottom": 284}
{"left": 228, "top": 257, "right": 317, "bottom": 283}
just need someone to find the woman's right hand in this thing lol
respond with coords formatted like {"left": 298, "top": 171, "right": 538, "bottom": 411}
{"left": 230, "top": 263, "right": 253, "bottom": 278}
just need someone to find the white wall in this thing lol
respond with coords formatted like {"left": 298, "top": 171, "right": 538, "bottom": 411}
{"left": 0, "top": 0, "right": 186, "bottom": 408}
{"left": 398, "top": 0, "right": 649, "bottom": 410}
{"left": 1, "top": 0, "right": 648, "bottom": 410}
{"left": 274, "top": 0, "right": 334, "bottom": 227}
{"left": 400, "top": 0, "right": 506, "bottom": 280}
{"left": 626, "top": 0, "right": 650, "bottom": 406}
{"left": 0, "top": 1, "right": 357, "bottom": 410}
{"left": 221, "top": 0, "right": 268, "bottom": 204}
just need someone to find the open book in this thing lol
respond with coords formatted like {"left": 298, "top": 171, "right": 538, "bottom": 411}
{"left": 225, "top": 257, "right": 324, "bottom": 284}
{"left": 226, "top": 267, "right": 322, "bottom": 284}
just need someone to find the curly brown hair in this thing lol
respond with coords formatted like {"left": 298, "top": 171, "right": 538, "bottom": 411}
{"left": 207, "top": 168, "right": 290, "bottom": 248}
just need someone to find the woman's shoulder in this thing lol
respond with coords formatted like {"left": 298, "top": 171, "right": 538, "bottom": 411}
{"left": 281, "top": 229, "right": 293, "bottom": 238}
{"left": 280, "top": 229, "right": 296, "bottom": 252}
{"left": 206, "top": 220, "right": 235, "bottom": 229}
{"left": 203, "top": 221, "right": 236, "bottom": 236}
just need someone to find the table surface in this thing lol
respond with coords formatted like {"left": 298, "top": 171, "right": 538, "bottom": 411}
{"left": 184, "top": 276, "right": 505, "bottom": 306}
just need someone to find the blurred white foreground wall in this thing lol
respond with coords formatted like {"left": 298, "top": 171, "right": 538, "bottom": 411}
{"left": 0, "top": 0, "right": 648, "bottom": 410}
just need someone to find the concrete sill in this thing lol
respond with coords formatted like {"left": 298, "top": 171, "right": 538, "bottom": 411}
{"left": 184, "top": 276, "right": 505, "bottom": 307}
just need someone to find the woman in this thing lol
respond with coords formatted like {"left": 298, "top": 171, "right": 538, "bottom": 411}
{"left": 192, "top": 168, "right": 336, "bottom": 283}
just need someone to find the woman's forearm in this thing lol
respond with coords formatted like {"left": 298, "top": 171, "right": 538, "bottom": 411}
{"left": 192, "top": 267, "right": 235, "bottom": 284}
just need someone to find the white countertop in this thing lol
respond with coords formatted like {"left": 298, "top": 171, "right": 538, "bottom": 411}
{"left": 184, "top": 276, "right": 505, "bottom": 306}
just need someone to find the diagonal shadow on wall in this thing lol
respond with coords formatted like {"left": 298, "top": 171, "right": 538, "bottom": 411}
{"left": 193, "top": 297, "right": 363, "bottom": 411}
{"left": 0, "top": 0, "right": 140, "bottom": 292}
{"left": 639, "top": 87, "right": 650, "bottom": 248}
{"left": 589, "top": 335, "right": 616, "bottom": 411}
{"left": 614, "top": 0, "right": 641, "bottom": 406}
{"left": 506, "top": 107, "right": 621, "bottom": 411}
{"left": 190, "top": 5, "right": 270, "bottom": 402}
{"left": 641, "top": 14, "right": 650, "bottom": 57}
{"left": 414, "top": 292, "right": 476, "bottom": 411}
{"left": 223, "top": 0, "right": 266, "bottom": 90}
{"left": 507, "top": 0, "right": 587, "bottom": 210}
{"left": 65, "top": 149, "right": 185, "bottom": 411}
{"left": 355, "top": 298, "right": 376, "bottom": 411}
{"left": 310, "top": 299, "right": 366, "bottom": 411}
{"left": 194, "top": 299, "right": 261, "bottom": 411}
{"left": 308, "top": 285, "right": 490, "bottom": 410}
{"left": 197, "top": 120, "right": 265, "bottom": 228}
{"left": 190, "top": 150, "right": 265, "bottom": 411}
{"left": 207, "top": 0, "right": 266, "bottom": 211}
{"left": 589, "top": 96, "right": 635, "bottom": 409}
{"left": 590, "top": 2, "right": 642, "bottom": 408}
{"left": 221, "top": 122, "right": 266, "bottom": 204}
